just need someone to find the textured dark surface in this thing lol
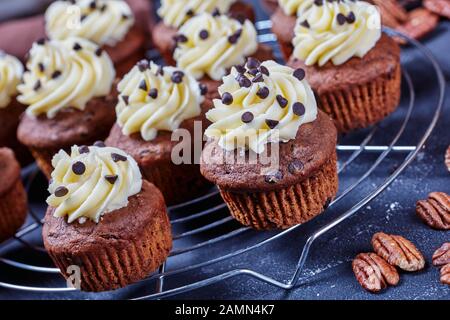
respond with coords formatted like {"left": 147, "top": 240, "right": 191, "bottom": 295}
{"left": 0, "top": 1, "right": 448, "bottom": 300}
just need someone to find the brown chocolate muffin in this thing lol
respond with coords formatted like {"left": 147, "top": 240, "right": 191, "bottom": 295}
{"left": 0, "top": 148, "right": 28, "bottom": 243}
{"left": 43, "top": 145, "right": 172, "bottom": 292}
{"left": 201, "top": 60, "right": 338, "bottom": 229}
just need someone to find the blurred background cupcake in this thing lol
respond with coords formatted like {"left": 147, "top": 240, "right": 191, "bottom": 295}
{"left": 17, "top": 37, "right": 116, "bottom": 179}
{"left": 288, "top": 0, "right": 401, "bottom": 132}
{"left": 154, "top": 0, "right": 255, "bottom": 65}
{"left": 106, "top": 60, "right": 212, "bottom": 205}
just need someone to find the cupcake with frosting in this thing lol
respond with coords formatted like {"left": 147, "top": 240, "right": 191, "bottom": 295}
{"left": 173, "top": 12, "right": 273, "bottom": 101}
{"left": 154, "top": 0, "right": 255, "bottom": 65}
{"left": 106, "top": 60, "right": 212, "bottom": 205}
{"left": 17, "top": 37, "right": 117, "bottom": 178}
{"left": 201, "top": 59, "right": 338, "bottom": 230}
{"left": 42, "top": 144, "right": 172, "bottom": 292}
{"left": 0, "top": 52, "right": 32, "bottom": 165}
{"left": 45, "top": 0, "right": 145, "bottom": 76}
{"left": 288, "top": 0, "right": 401, "bottom": 132}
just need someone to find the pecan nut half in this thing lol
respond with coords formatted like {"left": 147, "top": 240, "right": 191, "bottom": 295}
{"left": 416, "top": 192, "right": 450, "bottom": 230}
{"left": 424, "top": 0, "right": 450, "bottom": 19}
{"left": 432, "top": 243, "right": 450, "bottom": 267}
{"left": 440, "top": 264, "right": 450, "bottom": 285}
{"left": 352, "top": 253, "right": 400, "bottom": 293}
{"left": 372, "top": 232, "right": 425, "bottom": 271}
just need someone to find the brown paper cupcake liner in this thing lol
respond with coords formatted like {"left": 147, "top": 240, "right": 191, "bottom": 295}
{"left": 46, "top": 220, "right": 172, "bottom": 292}
{"left": 0, "top": 179, "right": 28, "bottom": 242}
{"left": 219, "top": 153, "right": 338, "bottom": 230}
{"left": 318, "top": 63, "right": 401, "bottom": 133}
{"left": 29, "top": 147, "right": 58, "bottom": 180}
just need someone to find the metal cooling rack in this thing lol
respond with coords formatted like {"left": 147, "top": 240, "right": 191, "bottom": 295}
{"left": 0, "top": 23, "right": 445, "bottom": 299}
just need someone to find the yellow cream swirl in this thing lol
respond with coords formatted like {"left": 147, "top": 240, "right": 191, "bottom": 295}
{"left": 279, "top": 0, "right": 314, "bottom": 16}
{"left": 45, "top": 0, "right": 134, "bottom": 46}
{"left": 205, "top": 60, "right": 317, "bottom": 154}
{"left": 47, "top": 145, "right": 142, "bottom": 223}
{"left": 158, "top": 0, "right": 236, "bottom": 28}
{"left": 0, "top": 52, "right": 23, "bottom": 108}
{"left": 116, "top": 60, "right": 204, "bottom": 141}
{"left": 174, "top": 13, "right": 258, "bottom": 81}
{"left": 18, "top": 37, "right": 115, "bottom": 118}
{"left": 292, "top": 0, "right": 381, "bottom": 66}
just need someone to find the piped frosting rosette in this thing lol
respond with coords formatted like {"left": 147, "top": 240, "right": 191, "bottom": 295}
{"left": 0, "top": 52, "right": 23, "bottom": 108}
{"left": 116, "top": 60, "right": 204, "bottom": 141}
{"left": 292, "top": 0, "right": 381, "bottom": 66}
{"left": 47, "top": 144, "right": 142, "bottom": 223}
{"left": 17, "top": 37, "right": 115, "bottom": 118}
{"left": 158, "top": 0, "right": 237, "bottom": 28}
{"left": 45, "top": 0, "right": 134, "bottom": 46}
{"left": 174, "top": 13, "right": 258, "bottom": 81}
{"left": 205, "top": 59, "right": 317, "bottom": 154}
{"left": 279, "top": 0, "right": 315, "bottom": 16}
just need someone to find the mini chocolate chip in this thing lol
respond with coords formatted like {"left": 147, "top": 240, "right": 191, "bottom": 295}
{"left": 38, "top": 63, "right": 45, "bottom": 72}
{"left": 199, "top": 29, "right": 209, "bottom": 40}
{"left": 199, "top": 83, "right": 208, "bottom": 95}
{"left": 55, "top": 186, "right": 69, "bottom": 197}
{"left": 122, "top": 14, "right": 130, "bottom": 20}
{"left": 95, "top": 48, "right": 103, "bottom": 56}
{"left": 79, "top": 145, "right": 90, "bottom": 154}
{"left": 237, "top": 74, "right": 251, "bottom": 88}
{"left": 111, "top": 153, "right": 127, "bottom": 162}
{"left": 235, "top": 64, "right": 246, "bottom": 74}
{"left": 247, "top": 57, "right": 260, "bottom": 69}
{"left": 259, "top": 65, "right": 270, "bottom": 76}
{"left": 300, "top": 20, "right": 310, "bottom": 28}
{"left": 228, "top": 29, "right": 242, "bottom": 44}
{"left": 288, "top": 159, "right": 304, "bottom": 174}
{"left": 121, "top": 95, "right": 129, "bottom": 104}
{"left": 72, "top": 161, "right": 86, "bottom": 175}
{"left": 265, "top": 119, "right": 279, "bottom": 129}
{"left": 346, "top": 12, "right": 356, "bottom": 24}
{"left": 221, "top": 92, "right": 233, "bottom": 105}
{"left": 148, "top": 88, "right": 158, "bottom": 99}
{"left": 36, "top": 38, "right": 46, "bottom": 45}
{"left": 51, "top": 70, "right": 62, "bottom": 79}
{"left": 137, "top": 60, "right": 149, "bottom": 72}
{"left": 336, "top": 13, "right": 346, "bottom": 25}
{"left": 256, "top": 87, "right": 269, "bottom": 99}
{"left": 314, "top": 0, "right": 323, "bottom": 5}
{"left": 139, "top": 79, "right": 148, "bottom": 91}
{"left": 276, "top": 95, "right": 288, "bottom": 108}
{"left": 105, "top": 175, "right": 118, "bottom": 184}
{"left": 171, "top": 71, "right": 184, "bottom": 83}
{"left": 248, "top": 68, "right": 259, "bottom": 76}
{"left": 73, "top": 42, "right": 82, "bottom": 51}
{"left": 93, "top": 141, "right": 105, "bottom": 147}
{"left": 241, "top": 111, "right": 254, "bottom": 123}
{"left": 293, "top": 102, "right": 306, "bottom": 116}
{"left": 212, "top": 8, "right": 221, "bottom": 16}
{"left": 80, "top": 14, "right": 87, "bottom": 22}
{"left": 89, "top": 0, "right": 96, "bottom": 9}
{"left": 264, "top": 171, "right": 283, "bottom": 184}
{"left": 252, "top": 73, "right": 264, "bottom": 83}
{"left": 293, "top": 68, "right": 305, "bottom": 81}
{"left": 174, "top": 34, "right": 188, "bottom": 43}
{"left": 33, "top": 80, "right": 41, "bottom": 91}
{"left": 157, "top": 65, "right": 164, "bottom": 76}
{"left": 100, "top": 4, "right": 107, "bottom": 12}
{"left": 186, "top": 9, "right": 194, "bottom": 16}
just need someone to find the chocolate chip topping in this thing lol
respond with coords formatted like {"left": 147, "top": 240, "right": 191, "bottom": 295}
{"left": 93, "top": 141, "right": 105, "bottom": 148}
{"left": 111, "top": 153, "right": 127, "bottom": 162}
{"left": 36, "top": 38, "right": 46, "bottom": 45}
{"left": 288, "top": 159, "right": 304, "bottom": 174}
{"left": 293, "top": 68, "right": 306, "bottom": 81}
{"left": 79, "top": 145, "right": 90, "bottom": 154}
{"left": 121, "top": 95, "right": 129, "bottom": 104}
{"left": 259, "top": 65, "right": 270, "bottom": 76}
{"left": 171, "top": 71, "right": 184, "bottom": 83}
{"left": 55, "top": 186, "right": 69, "bottom": 197}
{"left": 337, "top": 13, "right": 347, "bottom": 25}
{"left": 276, "top": 95, "right": 288, "bottom": 108}
{"left": 241, "top": 111, "right": 254, "bottom": 123}
{"left": 186, "top": 9, "right": 194, "bottom": 16}
{"left": 105, "top": 175, "right": 118, "bottom": 184}
{"left": 237, "top": 74, "right": 251, "bottom": 88}
{"left": 38, "top": 63, "right": 45, "bottom": 72}
{"left": 293, "top": 102, "right": 306, "bottom": 116}
{"left": 139, "top": 79, "right": 147, "bottom": 91}
{"left": 314, "top": 0, "right": 323, "bottom": 5}
{"left": 148, "top": 88, "right": 158, "bottom": 99}
{"left": 95, "top": 48, "right": 103, "bottom": 56}
{"left": 157, "top": 65, "right": 164, "bottom": 76}
{"left": 33, "top": 80, "right": 41, "bottom": 91}
{"left": 235, "top": 64, "right": 246, "bottom": 74}
{"left": 174, "top": 34, "right": 188, "bottom": 43}
{"left": 137, "top": 60, "right": 149, "bottom": 72}
{"left": 72, "top": 161, "right": 86, "bottom": 175}
{"left": 51, "top": 70, "right": 62, "bottom": 79}
{"left": 199, "top": 29, "right": 209, "bottom": 40}
{"left": 265, "top": 119, "right": 279, "bottom": 129}
{"left": 248, "top": 68, "right": 259, "bottom": 76}
{"left": 252, "top": 73, "right": 264, "bottom": 83}
{"left": 212, "top": 8, "right": 221, "bottom": 17}
{"left": 228, "top": 29, "right": 242, "bottom": 44}
{"left": 199, "top": 83, "right": 208, "bottom": 95}
{"left": 73, "top": 42, "right": 82, "bottom": 51}
{"left": 300, "top": 20, "right": 310, "bottom": 28}
{"left": 346, "top": 12, "right": 356, "bottom": 24}
{"left": 89, "top": 0, "right": 96, "bottom": 9}
{"left": 247, "top": 57, "right": 261, "bottom": 69}
{"left": 256, "top": 87, "right": 269, "bottom": 99}
{"left": 221, "top": 92, "right": 233, "bottom": 105}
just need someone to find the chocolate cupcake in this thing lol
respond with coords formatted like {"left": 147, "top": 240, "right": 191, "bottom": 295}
{"left": 17, "top": 37, "right": 116, "bottom": 179}
{"left": 173, "top": 12, "right": 273, "bottom": 101}
{"left": 0, "top": 148, "right": 28, "bottom": 243}
{"left": 106, "top": 60, "right": 211, "bottom": 205}
{"left": 0, "top": 52, "right": 31, "bottom": 165}
{"left": 43, "top": 145, "right": 172, "bottom": 292}
{"left": 271, "top": 0, "right": 315, "bottom": 60}
{"left": 201, "top": 60, "right": 338, "bottom": 230}
{"left": 45, "top": 0, "right": 145, "bottom": 76}
{"left": 288, "top": 0, "right": 401, "bottom": 132}
{"left": 154, "top": 0, "right": 256, "bottom": 65}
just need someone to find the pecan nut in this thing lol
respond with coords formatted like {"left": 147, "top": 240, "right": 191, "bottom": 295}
{"left": 372, "top": 232, "right": 425, "bottom": 271}
{"left": 416, "top": 192, "right": 450, "bottom": 230}
{"left": 352, "top": 253, "right": 400, "bottom": 293}
{"left": 446, "top": 145, "right": 450, "bottom": 172}
{"left": 424, "top": 0, "right": 450, "bottom": 19}
{"left": 432, "top": 243, "right": 450, "bottom": 267}
{"left": 440, "top": 264, "right": 450, "bottom": 285}
{"left": 396, "top": 8, "right": 439, "bottom": 40}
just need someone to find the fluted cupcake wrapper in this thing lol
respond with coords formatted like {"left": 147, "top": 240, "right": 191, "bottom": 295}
{"left": 0, "top": 179, "right": 28, "bottom": 243}
{"left": 29, "top": 147, "right": 57, "bottom": 180}
{"left": 219, "top": 154, "right": 339, "bottom": 230}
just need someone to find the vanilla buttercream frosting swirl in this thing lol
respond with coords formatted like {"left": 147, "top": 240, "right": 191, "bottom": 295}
{"left": 116, "top": 60, "right": 204, "bottom": 141}
{"left": 17, "top": 37, "right": 115, "bottom": 118}
{"left": 47, "top": 144, "right": 142, "bottom": 223}
{"left": 0, "top": 52, "right": 23, "bottom": 108}
{"left": 45, "top": 0, "right": 134, "bottom": 46}
{"left": 205, "top": 59, "right": 317, "bottom": 154}
{"left": 279, "top": 0, "right": 315, "bottom": 16}
{"left": 292, "top": 0, "right": 381, "bottom": 66}
{"left": 158, "top": 0, "right": 236, "bottom": 28}
{"left": 174, "top": 13, "right": 258, "bottom": 81}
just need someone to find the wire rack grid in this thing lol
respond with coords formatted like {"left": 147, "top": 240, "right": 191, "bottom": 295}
{"left": 0, "top": 23, "right": 445, "bottom": 299}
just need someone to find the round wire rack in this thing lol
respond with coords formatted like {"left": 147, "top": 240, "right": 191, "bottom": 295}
{"left": 0, "top": 23, "right": 445, "bottom": 299}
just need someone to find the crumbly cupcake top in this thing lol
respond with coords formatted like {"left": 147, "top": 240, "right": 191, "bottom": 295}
{"left": 292, "top": 0, "right": 381, "bottom": 66}
{"left": 205, "top": 59, "right": 317, "bottom": 154}
{"left": 0, "top": 52, "right": 23, "bottom": 108}
{"left": 47, "top": 144, "right": 142, "bottom": 223}
{"left": 158, "top": 0, "right": 236, "bottom": 28}
{"left": 116, "top": 60, "right": 204, "bottom": 141}
{"left": 45, "top": 0, "right": 134, "bottom": 46}
{"left": 17, "top": 37, "right": 115, "bottom": 119}
{"left": 173, "top": 13, "right": 258, "bottom": 81}
{"left": 279, "top": 0, "right": 315, "bottom": 16}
